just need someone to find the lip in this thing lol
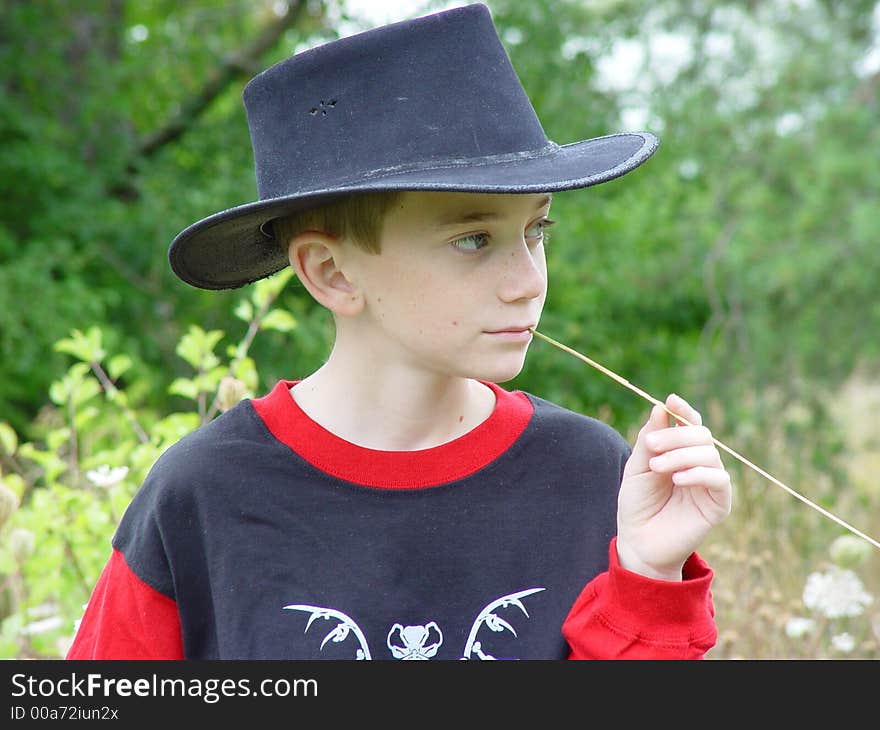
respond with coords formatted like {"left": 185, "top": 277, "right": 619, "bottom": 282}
{"left": 483, "top": 326, "right": 535, "bottom": 342}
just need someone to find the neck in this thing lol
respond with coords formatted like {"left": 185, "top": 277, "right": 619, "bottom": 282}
{"left": 291, "top": 342, "right": 495, "bottom": 451}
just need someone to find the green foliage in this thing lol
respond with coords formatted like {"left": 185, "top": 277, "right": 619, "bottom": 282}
{"left": 0, "top": 272, "right": 294, "bottom": 658}
{"left": 0, "top": 0, "right": 325, "bottom": 433}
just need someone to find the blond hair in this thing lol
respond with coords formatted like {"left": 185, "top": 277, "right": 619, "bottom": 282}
{"left": 271, "top": 190, "right": 403, "bottom": 254}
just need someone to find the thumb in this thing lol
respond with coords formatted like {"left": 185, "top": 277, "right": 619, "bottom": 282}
{"left": 623, "top": 402, "right": 670, "bottom": 477}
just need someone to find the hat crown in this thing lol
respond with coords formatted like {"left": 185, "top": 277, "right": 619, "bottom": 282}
{"left": 243, "top": 3, "right": 548, "bottom": 200}
{"left": 169, "top": 2, "right": 658, "bottom": 290}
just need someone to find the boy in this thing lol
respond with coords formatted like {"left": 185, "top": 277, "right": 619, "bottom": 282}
{"left": 67, "top": 3, "right": 731, "bottom": 660}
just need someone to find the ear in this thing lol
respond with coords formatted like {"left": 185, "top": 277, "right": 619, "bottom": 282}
{"left": 286, "top": 231, "right": 364, "bottom": 317}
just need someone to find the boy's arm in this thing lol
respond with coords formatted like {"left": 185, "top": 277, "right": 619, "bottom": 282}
{"left": 563, "top": 392, "right": 729, "bottom": 659}
{"left": 615, "top": 393, "right": 732, "bottom": 580}
{"left": 562, "top": 537, "right": 717, "bottom": 660}
{"left": 66, "top": 549, "right": 184, "bottom": 660}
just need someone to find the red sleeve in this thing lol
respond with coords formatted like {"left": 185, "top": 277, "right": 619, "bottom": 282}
{"left": 65, "top": 548, "right": 184, "bottom": 660}
{"left": 562, "top": 537, "right": 717, "bottom": 660}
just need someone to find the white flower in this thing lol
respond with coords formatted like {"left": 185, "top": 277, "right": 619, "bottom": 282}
{"left": 831, "top": 632, "right": 856, "bottom": 653}
{"left": 784, "top": 616, "right": 816, "bottom": 639}
{"left": 27, "top": 602, "right": 59, "bottom": 618}
{"left": 803, "top": 567, "right": 874, "bottom": 619}
{"left": 21, "top": 616, "right": 64, "bottom": 635}
{"left": 86, "top": 464, "right": 129, "bottom": 488}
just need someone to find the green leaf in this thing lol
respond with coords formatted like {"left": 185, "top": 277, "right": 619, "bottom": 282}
{"left": 107, "top": 354, "right": 133, "bottom": 380}
{"left": 53, "top": 326, "right": 105, "bottom": 363}
{"left": 71, "top": 378, "right": 101, "bottom": 406}
{"left": 193, "top": 366, "right": 226, "bottom": 395}
{"left": 251, "top": 268, "right": 294, "bottom": 309}
{"left": 168, "top": 377, "right": 199, "bottom": 400}
{"left": 175, "top": 325, "right": 224, "bottom": 371}
{"left": 152, "top": 412, "right": 200, "bottom": 442}
{"left": 260, "top": 309, "right": 298, "bottom": 332}
{"left": 46, "top": 427, "right": 72, "bottom": 452}
{"left": 72, "top": 406, "right": 99, "bottom": 430}
{"left": 49, "top": 363, "right": 93, "bottom": 406}
{"left": 231, "top": 357, "right": 259, "bottom": 391}
{"left": 0, "top": 422, "right": 18, "bottom": 456}
{"left": 234, "top": 299, "right": 254, "bottom": 322}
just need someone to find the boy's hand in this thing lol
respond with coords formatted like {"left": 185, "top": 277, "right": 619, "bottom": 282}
{"left": 616, "top": 393, "right": 732, "bottom": 581}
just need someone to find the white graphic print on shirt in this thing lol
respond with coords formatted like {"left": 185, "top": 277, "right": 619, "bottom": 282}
{"left": 284, "top": 587, "right": 545, "bottom": 660}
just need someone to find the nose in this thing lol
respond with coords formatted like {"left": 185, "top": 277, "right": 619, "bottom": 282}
{"left": 496, "top": 239, "right": 547, "bottom": 304}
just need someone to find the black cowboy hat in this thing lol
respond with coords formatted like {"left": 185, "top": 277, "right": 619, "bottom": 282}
{"left": 169, "top": 2, "right": 659, "bottom": 290}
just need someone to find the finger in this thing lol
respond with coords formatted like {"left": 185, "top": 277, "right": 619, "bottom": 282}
{"left": 624, "top": 404, "right": 672, "bottom": 476}
{"left": 671, "top": 466, "right": 734, "bottom": 517}
{"left": 649, "top": 444, "right": 723, "bottom": 474}
{"left": 665, "top": 393, "right": 703, "bottom": 427}
{"left": 670, "top": 465, "right": 731, "bottom": 490}
{"left": 644, "top": 424, "right": 714, "bottom": 455}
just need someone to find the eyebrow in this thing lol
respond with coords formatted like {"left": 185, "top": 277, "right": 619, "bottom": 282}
{"left": 432, "top": 194, "right": 552, "bottom": 228}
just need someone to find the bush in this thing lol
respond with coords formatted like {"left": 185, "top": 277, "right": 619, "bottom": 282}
{"left": 0, "top": 270, "right": 294, "bottom": 658}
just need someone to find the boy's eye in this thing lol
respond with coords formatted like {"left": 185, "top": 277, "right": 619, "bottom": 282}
{"left": 526, "top": 217, "right": 556, "bottom": 241}
{"left": 450, "top": 218, "right": 555, "bottom": 252}
{"left": 451, "top": 232, "right": 490, "bottom": 251}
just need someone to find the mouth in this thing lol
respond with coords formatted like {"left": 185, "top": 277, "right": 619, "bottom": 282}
{"left": 484, "top": 324, "right": 536, "bottom": 334}
{"left": 483, "top": 325, "right": 536, "bottom": 341}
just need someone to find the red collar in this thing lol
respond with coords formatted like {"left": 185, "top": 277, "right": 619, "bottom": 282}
{"left": 251, "top": 380, "right": 533, "bottom": 489}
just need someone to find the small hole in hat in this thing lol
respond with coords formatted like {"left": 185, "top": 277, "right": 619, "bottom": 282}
{"left": 309, "top": 99, "right": 337, "bottom": 117}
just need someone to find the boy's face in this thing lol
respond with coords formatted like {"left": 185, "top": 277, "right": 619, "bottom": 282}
{"left": 341, "top": 190, "right": 552, "bottom": 383}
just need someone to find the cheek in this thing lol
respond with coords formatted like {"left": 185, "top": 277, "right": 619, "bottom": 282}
{"left": 370, "top": 267, "right": 444, "bottom": 323}
{"left": 403, "top": 279, "right": 473, "bottom": 336}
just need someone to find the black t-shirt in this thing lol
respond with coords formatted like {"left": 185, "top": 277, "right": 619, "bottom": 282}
{"left": 113, "top": 380, "right": 628, "bottom": 659}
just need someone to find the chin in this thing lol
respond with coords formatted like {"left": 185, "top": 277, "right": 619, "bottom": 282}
{"left": 469, "top": 355, "right": 528, "bottom": 384}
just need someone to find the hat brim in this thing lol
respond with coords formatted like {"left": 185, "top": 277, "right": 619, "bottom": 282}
{"left": 169, "top": 131, "right": 658, "bottom": 290}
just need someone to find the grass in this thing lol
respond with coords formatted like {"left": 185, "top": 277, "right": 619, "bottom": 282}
{"left": 699, "top": 369, "right": 880, "bottom": 659}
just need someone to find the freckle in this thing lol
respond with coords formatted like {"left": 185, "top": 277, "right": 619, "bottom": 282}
{"left": 459, "top": 415, "right": 464, "bottom": 422}
{"left": 452, "top": 320, "right": 458, "bottom": 326}
{"left": 377, "top": 297, "right": 382, "bottom": 302}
